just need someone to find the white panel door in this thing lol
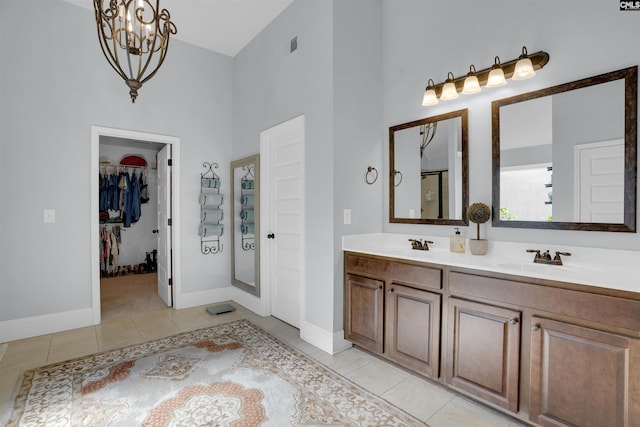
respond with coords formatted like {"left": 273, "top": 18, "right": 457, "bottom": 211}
{"left": 157, "top": 145, "right": 172, "bottom": 306}
{"left": 261, "top": 116, "right": 304, "bottom": 328}
{"left": 575, "top": 140, "right": 624, "bottom": 223}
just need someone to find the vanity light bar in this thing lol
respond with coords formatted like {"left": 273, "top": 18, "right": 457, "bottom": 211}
{"left": 422, "top": 47, "right": 550, "bottom": 106}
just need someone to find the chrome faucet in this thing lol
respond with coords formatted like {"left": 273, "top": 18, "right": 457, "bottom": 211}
{"left": 526, "top": 249, "right": 571, "bottom": 265}
{"left": 409, "top": 238, "right": 433, "bottom": 251}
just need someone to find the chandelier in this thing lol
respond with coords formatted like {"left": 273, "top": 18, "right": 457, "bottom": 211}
{"left": 93, "top": 0, "right": 177, "bottom": 102}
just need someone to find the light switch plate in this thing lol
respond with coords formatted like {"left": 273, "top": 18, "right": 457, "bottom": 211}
{"left": 343, "top": 209, "right": 351, "bottom": 225}
{"left": 44, "top": 209, "right": 55, "bottom": 223}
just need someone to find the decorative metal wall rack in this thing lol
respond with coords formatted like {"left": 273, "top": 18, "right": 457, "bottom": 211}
{"left": 199, "top": 162, "right": 223, "bottom": 254}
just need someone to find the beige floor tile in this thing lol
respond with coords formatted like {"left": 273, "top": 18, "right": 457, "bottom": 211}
{"left": 382, "top": 376, "right": 454, "bottom": 421}
{"left": 48, "top": 327, "right": 99, "bottom": 364}
{"left": 428, "top": 396, "right": 514, "bottom": 427}
{"left": 96, "top": 316, "right": 143, "bottom": 351}
{"left": 0, "top": 335, "right": 51, "bottom": 370}
{"left": 315, "top": 347, "right": 375, "bottom": 376}
{"left": 100, "top": 273, "right": 168, "bottom": 321}
{"left": 344, "top": 358, "right": 410, "bottom": 395}
{"left": 0, "top": 343, "right": 8, "bottom": 363}
{"left": 131, "top": 310, "right": 180, "bottom": 340}
{"left": 166, "top": 307, "right": 213, "bottom": 332}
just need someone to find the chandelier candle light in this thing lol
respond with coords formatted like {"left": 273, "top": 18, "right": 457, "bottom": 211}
{"left": 93, "top": 0, "right": 177, "bottom": 103}
{"left": 421, "top": 46, "right": 549, "bottom": 106}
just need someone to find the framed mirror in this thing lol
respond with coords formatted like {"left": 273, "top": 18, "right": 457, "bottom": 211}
{"left": 492, "top": 66, "right": 637, "bottom": 232}
{"left": 389, "top": 109, "right": 469, "bottom": 225}
{"left": 230, "top": 154, "right": 260, "bottom": 296}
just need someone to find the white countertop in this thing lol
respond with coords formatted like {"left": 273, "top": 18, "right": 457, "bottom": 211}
{"left": 342, "top": 233, "right": 640, "bottom": 295}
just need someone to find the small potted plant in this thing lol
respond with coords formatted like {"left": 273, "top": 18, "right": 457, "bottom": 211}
{"left": 468, "top": 202, "right": 491, "bottom": 255}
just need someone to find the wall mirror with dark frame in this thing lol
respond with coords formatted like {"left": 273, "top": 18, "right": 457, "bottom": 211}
{"left": 492, "top": 66, "right": 637, "bottom": 232}
{"left": 389, "top": 109, "right": 469, "bottom": 225}
{"left": 230, "top": 154, "right": 260, "bottom": 296}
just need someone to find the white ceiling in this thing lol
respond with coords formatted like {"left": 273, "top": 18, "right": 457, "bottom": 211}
{"left": 62, "top": 0, "right": 295, "bottom": 57}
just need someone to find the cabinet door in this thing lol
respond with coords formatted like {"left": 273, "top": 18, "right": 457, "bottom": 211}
{"left": 386, "top": 283, "right": 441, "bottom": 378}
{"left": 344, "top": 274, "right": 384, "bottom": 353}
{"left": 446, "top": 297, "right": 521, "bottom": 412}
{"left": 530, "top": 317, "right": 636, "bottom": 427}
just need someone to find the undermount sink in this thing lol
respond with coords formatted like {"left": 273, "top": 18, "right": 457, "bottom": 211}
{"left": 496, "top": 261, "right": 601, "bottom": 274}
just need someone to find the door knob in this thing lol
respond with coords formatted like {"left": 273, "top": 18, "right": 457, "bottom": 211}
{"left": 152, "top": 229, "right": 159, "bottom": 234}
{"left": 267, "top": 233, "right": 275, "bottom": 239}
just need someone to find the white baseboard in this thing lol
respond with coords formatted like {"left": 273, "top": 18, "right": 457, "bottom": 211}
{"left": 0, "top": 308, "right": 94, "bottom": 343}
{"left": 300, "top": 321, "right": 352, "bottom": 355}
{"left": 177, "top": 287, "right": 235, "bottom": 309}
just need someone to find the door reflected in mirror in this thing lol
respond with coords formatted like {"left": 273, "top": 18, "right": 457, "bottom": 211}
{"left": 390, "top": 109, "right": 469, "bottom": 225}
{"left": 492, "top": 66, "right": 637, "bottom": 232}
{"left": 230, "top": 155, "right": 260, "bottom": 296}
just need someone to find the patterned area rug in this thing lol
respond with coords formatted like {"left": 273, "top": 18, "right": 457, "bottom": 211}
{"left": 7, "top": 320, "right": 425, "bottom": 426}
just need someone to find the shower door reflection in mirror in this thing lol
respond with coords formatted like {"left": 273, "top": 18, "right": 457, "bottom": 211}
{"left": 230, "top": 155, "right": 260, "bottom": 296}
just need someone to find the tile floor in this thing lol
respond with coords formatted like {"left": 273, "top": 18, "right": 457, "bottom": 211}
{"left": 0, "top": 302, "right": 529, "bottom": 426}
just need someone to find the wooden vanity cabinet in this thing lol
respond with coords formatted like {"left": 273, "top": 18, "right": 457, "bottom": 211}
{"left": 344, "top": 253, "right": 442, "bottom": 378}
{"left": 445, "top": 297, "right": 521, "bottom": 412}
{"left": 344, "top": 252, "right": 640, "bottom": 426}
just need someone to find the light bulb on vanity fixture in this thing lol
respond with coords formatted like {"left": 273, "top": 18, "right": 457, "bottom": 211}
{"left": 421, "top": 79, "right": 439, "bottom": 106}
{"left": 440, "top": 72, "right": 459, "bottom": 100}
{"left": 486, "top": 56, "right": 507, "bottom": 88}
{"left": 462, "top": 65, "right": 481, "bottom": 94}
{"left": 512, "top": 46, "right": 536, "bottom": 80}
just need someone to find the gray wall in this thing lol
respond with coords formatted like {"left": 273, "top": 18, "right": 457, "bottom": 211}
{"left": 332, "top": 0, "right": 384, "bottom": 330}
{"left": 232, "top": 0, "right": 383, "bottom": 333}
{"left": 232, "top": 0, "right": 336, "bottom": 332}
{"left": 382, "top": 0, "right": 640, "bottom": 250}
{"left": 0, "top": 0, "right": 233, "bottom": 321}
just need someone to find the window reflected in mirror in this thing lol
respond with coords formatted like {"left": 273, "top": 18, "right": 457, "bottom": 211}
{"left": 390, "top": 109, "right": 469, "bottom": 225}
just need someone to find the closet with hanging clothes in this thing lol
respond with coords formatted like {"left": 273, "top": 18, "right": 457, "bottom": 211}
{"left": 98, "top": 145, "right": 159, "bottom": 277}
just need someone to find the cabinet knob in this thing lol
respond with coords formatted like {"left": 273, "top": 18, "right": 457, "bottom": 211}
{"left": 509, "top": 318, "right": 519, "bottom": 325}
{"left": 377, "top": 285, "right": 383, "bottom": 291}
{"left": 531, "top": 325, "right": 540, "bottom": 331}
{"left": 388, "top": 288, "right": 395, "bottom": 294}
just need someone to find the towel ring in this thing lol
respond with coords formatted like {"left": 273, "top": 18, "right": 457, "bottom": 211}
{"left": 365, "top": 166, "right": 378, "bottom": 185}
{"left": 394, "top": 170, "right": 403, "bottom": 187}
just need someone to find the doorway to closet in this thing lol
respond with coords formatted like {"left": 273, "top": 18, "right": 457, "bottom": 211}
{"left": 90, "top": 126, "right": 182, "bottom": 325}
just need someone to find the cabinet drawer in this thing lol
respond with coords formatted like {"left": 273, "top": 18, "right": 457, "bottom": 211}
{"left": 345, "top": 253, "right": 442, "bottom": 290}
{"left": 449, "top": 271, "right": 640, "bottom": 332}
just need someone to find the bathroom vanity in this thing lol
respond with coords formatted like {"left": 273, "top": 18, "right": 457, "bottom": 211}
{"left": 343, "top": 233, "right": 640, "bottom": 427}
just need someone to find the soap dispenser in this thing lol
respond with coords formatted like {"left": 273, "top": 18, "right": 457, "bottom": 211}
{"left": 450, "top": 227, "right": 466, "bottom": 253}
